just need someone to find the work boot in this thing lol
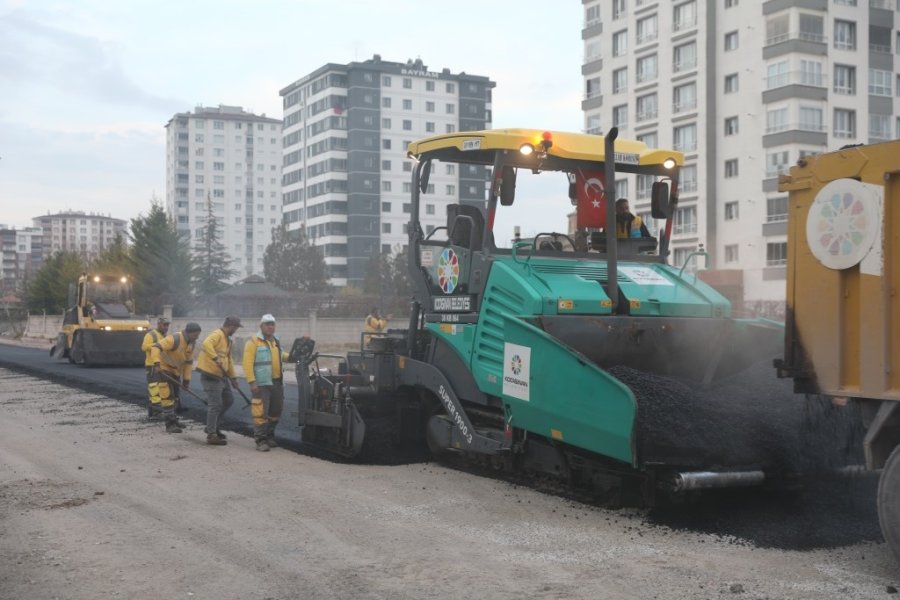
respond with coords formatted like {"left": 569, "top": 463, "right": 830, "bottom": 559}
{"left": 206, "top": 433, "right": 227, "bottom": 446}
{"left": 265, "top": 435, "right": 277, "bottom": 448}
{"left": 255, "top": 439, "right": 270, "bottom": 452}
{"left": 165, "top": 419, "right": 182, "bottom": 434}
{"left": 148, "top": 404, "right": 162, "bottom": 421}
{"left": 215, "top": 430, "right": 227, "bottom": 440}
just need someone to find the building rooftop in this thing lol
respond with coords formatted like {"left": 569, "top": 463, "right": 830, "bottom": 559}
{"left": 165, "top": 104, "right": 282, "bottom": 128}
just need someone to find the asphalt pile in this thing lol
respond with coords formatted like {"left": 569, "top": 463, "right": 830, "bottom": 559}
{"left": 608, "top": 360, "right": 883, "bottom": 549}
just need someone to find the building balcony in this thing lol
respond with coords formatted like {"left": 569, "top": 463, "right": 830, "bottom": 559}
{"left": 763, "top": 31, "right": 827, "bottom": 59}
{"left": 762, "top": 71, "right": 828, "bottom": 103}
{"left": 673, "top": 59, "right": 697, "bottom": 74}
{"left": 636, "top": 32, "right": 658, "bottom": 46}
{"left": 833, "top": 85, "right": 855, "bottom": 95}
{"left": 673, "top": 17, "right": 697, "bottom": 32}
{"left": 673, "top": 99, "right": 697, "bottom": 114}
{"left": 635, "top": 72, "right": 658, "bottom": 85}
{"left": 834, "top": 129, "right": 856, "bottom": 139}
{"left": 581, "top": 92, "right": 603, "bottom": 111}
{"left": 636, "top": 110, "right": 658, "bottom": 123}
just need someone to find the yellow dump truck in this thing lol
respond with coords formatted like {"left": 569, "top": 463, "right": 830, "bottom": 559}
{"left": 50, "top": 273, "right": 149, "bottom": 366}
{"left": 778, "top": 141, "right": 900, "bottom": 562}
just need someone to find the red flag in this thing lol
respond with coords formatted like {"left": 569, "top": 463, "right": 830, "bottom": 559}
{"left": 333, "top": 106, "right": 344, "bottom": 115}
{"left": 575, "top": 168, "right": 606, "bottom": 228}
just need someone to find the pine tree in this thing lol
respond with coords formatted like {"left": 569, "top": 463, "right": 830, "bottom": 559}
{"left": 26, "top": 251, "right": 84, "bottom": 314}
{"left": 389, "top": 245, "right": 412, "bottom": 297}
{"left": 363, "top": 250, "right": 393, "bottom": 296}
{"left": 191, "top": 195, "right": 236, "bottom": 297}
{"left": 263, "top": 225, "right": 329, "bottom": 292}
{"left": 129, "top": 200, "right": 194, "bottom": 315}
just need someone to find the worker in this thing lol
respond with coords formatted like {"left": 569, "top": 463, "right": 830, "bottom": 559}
{"left": 242, "top": 314, "right": 290, "bottom": 452}
{"left": 365, "top": 307, "right": 389, "bottom": 335}
{"left": 197, "top": 315, "right": 242, "bottom": 446}
{"left": 141, "top": 316, "right": 170, "bottom": 420}
{"left": 150, "top": 322, "right": 201, "bottom": 434}
{"left": 615, "top": 198, "right": 651, "bottom": 239}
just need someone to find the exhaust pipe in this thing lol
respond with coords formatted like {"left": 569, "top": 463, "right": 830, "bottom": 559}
{"left": 668, "top": 470, "right": 765, "bottom": 492}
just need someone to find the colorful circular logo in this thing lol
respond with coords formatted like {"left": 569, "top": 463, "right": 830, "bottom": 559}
{"left": 510, "top": 354, "right": 522, "bottom": 375}
{"left": 437, "top": 248, "right": 459, "bottom": 294}
{"left": 806, "top": 179, "right": 879, "bottom": 271}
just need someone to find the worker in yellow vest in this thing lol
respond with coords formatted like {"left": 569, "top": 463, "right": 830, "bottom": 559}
{"left": 140, "top": 317, "right": 169, "bottom": 420}
{"left": 150, "top": 322, "right": 201, "bottom": 434}
{"left": 242, "top": 314, "right": 290, "bottom": 452}
{"left": 197, "top": 315, "right": 241, "bottom": 446}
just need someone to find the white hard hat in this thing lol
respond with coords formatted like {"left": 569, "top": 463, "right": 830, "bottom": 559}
{"left": 260, "top": 314, "right": 276, "bottom": 324}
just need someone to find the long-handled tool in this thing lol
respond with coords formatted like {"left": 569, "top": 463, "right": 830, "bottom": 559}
{"left": 212, "top": 358, "right": 252, "bottom": 409}
{"left": 156, "top": 369, "right": 207, "bottom": 405}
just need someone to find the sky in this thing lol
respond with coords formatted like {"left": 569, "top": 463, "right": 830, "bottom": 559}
{"left": 0, "top": 0, "right": 584, "bottom": 239}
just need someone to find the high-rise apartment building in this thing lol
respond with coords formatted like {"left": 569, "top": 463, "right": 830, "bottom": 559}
{"left": 0, "top": 225, "right": 43, "bottom": 298}
{"left": 582, "top": 0, "right": 899, "bottom": 305}
{"left": 32, "top": 211, "right": 125, "bottom": 261}
{"left": 165, "top": 105, "right": 283, "bottom": 279}
{"left": 280, "top": 56, "right": 495, "bottom": 287}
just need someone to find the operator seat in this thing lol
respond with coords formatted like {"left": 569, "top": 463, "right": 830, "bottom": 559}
{"left": 447, "top": 204, "right": 485, "bottom": 251}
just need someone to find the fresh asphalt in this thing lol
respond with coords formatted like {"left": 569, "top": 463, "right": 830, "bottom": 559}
{"left": 0, "top": 343, "right": 304, "bottom": 447}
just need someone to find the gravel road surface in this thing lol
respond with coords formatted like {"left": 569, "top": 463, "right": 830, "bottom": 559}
{"left": 1, "top": 364, "right": 898, "bottom": 600}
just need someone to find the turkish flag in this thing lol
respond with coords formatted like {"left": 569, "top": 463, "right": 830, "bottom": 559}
{"left": 333, "top": 106, "right": 344, "bottom": 115}
{"left": 575, "top": 168, "right": 607, "bottom": 228}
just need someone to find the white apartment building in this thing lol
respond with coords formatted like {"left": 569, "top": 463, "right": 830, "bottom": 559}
{"left": 280, "top": 56, "right": 495, "bottom": 287}
{"left": 165, "top": 105, "right": 283, "bottom": 280}
{"left": 0, "top": 225, "right": 43, "bottom": 297}
{"left": 32, "top": 211, "right": 126, "bottom": 261}
{"left": 582, "top": 0, "right": 900, "bottom": 305}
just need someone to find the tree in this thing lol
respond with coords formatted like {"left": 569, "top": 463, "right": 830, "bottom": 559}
{"left": 389, "top": 245, "right": 412, "bottom": 297}
{"left": 130, "top": 200, "right": 193, "bottom": 316}
{"left": 263, "top": 225, "right": 329, "bottom": 292}
{"left": 192, "top": 195, "right": 236, "bottom": 297}
{"left": 91, "top": 234, "right": 131, "bottom": 276}
{"left": 26, "top": 251, "right": 84, "bottom": 314}
{"left": 363, "top": 250, "right": 392, "bottom": 296}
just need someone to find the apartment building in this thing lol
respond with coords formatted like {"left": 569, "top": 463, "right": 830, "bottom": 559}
{"left": 582, "top": 0, "right": 899, "bottom": 304}
{"left": 0, "top": 225, "right": 43, "bottom": 298}
{"left": 280, "top": 56, "right": 495, "bottom": 287}
{"left": 165, "top": 105, "right": 283, "bottom": 280}
{"left": 32, "top": 211, "right": 125, "bottom": 262}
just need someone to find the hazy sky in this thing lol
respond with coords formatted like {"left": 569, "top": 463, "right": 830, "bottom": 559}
{"left": 0, "top": 0, "right": 583, "bottom": 238}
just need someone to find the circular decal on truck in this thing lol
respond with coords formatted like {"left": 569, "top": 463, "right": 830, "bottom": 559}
{"left": 437, "top": 248, "right": 460, "bottom": 294}
{"left": 806, "top": 179, "right": 879, "bottom": 271}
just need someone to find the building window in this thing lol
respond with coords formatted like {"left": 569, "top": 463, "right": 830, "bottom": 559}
{"left": 673, "top": 1, "right": 697, "bottom": 31}
{"left": 613, "top": 68, "right": 627, "bottom": 94}
{"left": 674, "top": 206, "right": 698, "bottom": 234}
{"left": 673, "top": 123, "right": 697, "bottom": 152}
{"left": 834, "top": 108, "right": 856, "bottom": 138}
{"left": 585, "top": 3, "right": 601, "bottom": 26}
{"left": 403, "top": 99, "right": 412, "bottom": 110}
{"left": 613, "top": 104, "right": 628, "bottom": 128}
{"left": 403, "top": 161, "right": 412, "bottom": 172}
{"left": 613, "top": 30, "right": 628, "bottom": 56}
{"left": 673, "top": 42, "right": 697, "bottom": 72}
{"left": 446, "top": 184, "right": 456, "bottom": 195}
{"left": 382, "top": 97, "right": 392, "bottom": 108}
{"left": 445, "top": 124, "right": 456, "bottom": 133}
{"left": 426, "top": 101, "right": 435, "bottom": 112}
{"left": 724, "top": 201, "right": 739, "bottom": 220}
{"left": 426, "top": 80, "right": 435, "bottom": 92}
{"left": 633, "top": 56, "right": 656, "bottom": 87}
{"left": 636, "top": 15, "right": 658, "bottom": 44}
{"left": 382, "top": 160, "right": 391, "bottom": 171}
{"left": 724, "top": 73, "right": 738, "bottom": 93}
{"left": 766, "top": 151, "right": 790, "bottom": 178}
{"left": 869, "top": 69, "right": 892, "bottom": 96}
{"left": 869, "top": 114, "right": 890, "bottom": 140}
{"left": 402, "top": 119, "right": 412, "bottom": 130}
{"left": 800, "top": 60, "right": 823, "bottom": 86}
{"left": 403, "top": 78, "right": 412, "bottom": 89}
{"left": 382, "top": 202, "right": 391, "bottom": 212}
{"left": 446, "top": 103, "right": 455, "bottom": 114}
{"left": 724, "top": 159, "right": 739, "bottom": 178}
{"left": 613, "top": 0, "right": 626, "bottom": 19}
{"left": 673, "top": 82, "right": 696, "bottom": 113}
{"left": 833, "top": 64, "right": 856, "bottom": 95}
{"left": 724, "top": 244, "right": 739, "bottom": 263}
{"left": 382, "top": 75, "right": 391, "bottom": 87}
{"left": 446, "top": 82, "right": 455, "bottom": 93}
{"left": 426, "top": 122, "right": 435, "bottom": 133}
{"left": 799, "top": 106, "right": 824, "bottom": 132}
{"left": 767, "top": 197, "right": 788, "bottom": 223}
{"left": 636, "top": 93, "right": 657, "bottom": 121}
{"left": 382, "top": 139, "right": 391, "bottom": 150}
{"left": 586, "top": 77, "right": 601, "bottom": 100}
{"left": 767, "top": 61, "right": 788, "bottom": 88}
{"left": 724, "top": 116, "right": 739, "bottom": 136}
{"left": 725, "top": 0, "right": 738, "bottom": 7}
{"left": 834, "top": 20, "right": 856, "bottom": 50}
{"left": 724, "top": 31, "right": 738, "bottom": 51}
{"left": 766, "top": 242, "right": 788, "bottom": 267}
{"left": 766, "top": 107, "right": 788, "bottom": 133}
{"left": 637, "top": 131, "right": 658, "bottom": 148}
{"left": 426, "top": 204, "right": 435, "bottom": 215}
{"left": 382, "top": 118, "right": 391, "bottom": 129}
{"left": 681, "top": 164, "right": 697, "bottom": 193}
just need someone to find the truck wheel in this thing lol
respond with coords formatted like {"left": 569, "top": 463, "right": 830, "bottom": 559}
{"left": 878, "top": 444, "right": 900, "bottom": 563}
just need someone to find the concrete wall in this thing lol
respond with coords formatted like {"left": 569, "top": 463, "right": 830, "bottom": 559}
{"left": 25, "top": 313, "right": 369, "bottom": 351}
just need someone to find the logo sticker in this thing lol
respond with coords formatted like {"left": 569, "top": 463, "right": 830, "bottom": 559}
{"left": 437, "top": 248, "right": 460, "bottom": 294}
{"left": 503, "top": 343, "right": 531, "bottom": 401}
{"left": 806, "top": 179, "right": 881, "bottom": 272}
